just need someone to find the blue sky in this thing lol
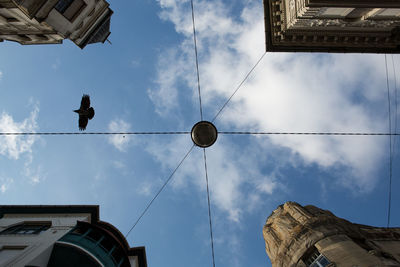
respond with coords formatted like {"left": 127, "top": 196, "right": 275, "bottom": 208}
{"left": 0, "top": 0, "right": 399, "bottom": 266}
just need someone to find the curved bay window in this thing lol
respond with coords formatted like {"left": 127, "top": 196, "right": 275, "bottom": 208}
{"left": 52, "top": 222, "right": 130, "bottom": 267}
{"left": 0, "top": 222, "right": 51, "bottom": 235}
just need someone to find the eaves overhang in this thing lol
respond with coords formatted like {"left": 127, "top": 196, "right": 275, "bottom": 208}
{"left": 0, "top": 205, "right": 99, "bottom": 222}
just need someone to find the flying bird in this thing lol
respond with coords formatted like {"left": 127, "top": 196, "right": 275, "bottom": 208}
{"left": 74, "top": 94, "right": 95, "bottom": 131}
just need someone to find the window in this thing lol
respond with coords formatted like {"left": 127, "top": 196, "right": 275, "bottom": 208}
{"left": 55, "top": 0, "right": 74, "bottom": 13}
{"left": 69, "top": 224, "right": 125, "bottom": 265}
{"left": 0, "top": 222, "right": 50, "bottom": 235}
{"left": 55, "top": 0, "right": 86, "bottom": 21}
{"left": 303, "top": 246, "right": 331, "bottom": 267}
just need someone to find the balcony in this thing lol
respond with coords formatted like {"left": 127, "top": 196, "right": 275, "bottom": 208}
{"left": 47, "top": 222, "right": 130, "bottom": 267}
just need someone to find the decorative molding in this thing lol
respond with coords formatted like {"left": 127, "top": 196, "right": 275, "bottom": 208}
{"left": 263, "top": 0, "right": 400, "bottom": 53}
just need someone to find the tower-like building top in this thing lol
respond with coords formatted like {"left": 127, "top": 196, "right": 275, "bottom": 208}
{"left": 0, "top": 0, "right": 112, "bottom": 48}
{"left": 263, "top": 0, "right": 400, "bottom": 53}
{"left": 263, "top": 202, "right": 400, "bottom": 267}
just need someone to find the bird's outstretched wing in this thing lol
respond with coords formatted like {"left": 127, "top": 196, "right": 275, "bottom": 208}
{"left": 80, "top": 94, "right": 90, "bottom": 110}
{"left": 79, "top": 115, "right": 89, "bottom": 131}
{"left": 88, "top": 107, "right": 95, "bottom": 120}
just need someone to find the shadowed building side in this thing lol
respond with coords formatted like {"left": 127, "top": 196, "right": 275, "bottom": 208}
{"left": 0, "top": 205, "right": 147, "bottom": 267}
{"left": 263, "top": 0, "right": 400, "bottom": 53}
{"left": 263, "top": 202, "right": 400, "bottom": 267}
{"left": 0, "top": 0, "right": 112, "bottom": 48}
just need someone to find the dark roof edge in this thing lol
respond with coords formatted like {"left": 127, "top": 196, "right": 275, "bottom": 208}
{"left": 79, "top": 8, "right": 113, "bottom": 49}
{"left": 0, "top": 205, "right": 99, "bottom": 222}
{"left": 129, "top": 246, "right": 148, "bottom": 267}
{"left": 264, "top": 45, "right": 400, "bottom": 54}
{"left": 263, "top": 0, "right": 273, "bottom": 53}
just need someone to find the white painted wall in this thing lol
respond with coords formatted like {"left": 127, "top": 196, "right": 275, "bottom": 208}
{"left": 0, "top": 213, "right": 91, "bottom": 267}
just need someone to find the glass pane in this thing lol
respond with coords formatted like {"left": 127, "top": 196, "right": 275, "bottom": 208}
{"left": 63, "top": 0, "right": 84, "bottom": 20}
{"left": 55, "top": 0, "right": 74, "bottom": 13}
{"left": 318, "top": 256, "right": 330, "bottom": 266}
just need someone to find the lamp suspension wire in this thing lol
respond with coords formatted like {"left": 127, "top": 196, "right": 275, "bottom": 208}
{"left": 125, "top": 145, "right": 195, "bottom": 238}
{"left": 191, "top": 2, "right": 215, "bottom": 263}
{"left": 190, "top": 0, "right": 203, "bottom": 121}
{"left": 203, "top": 148, "right": 216, "bottom": 267}
{"left": 385, "top": 54, "right": 393, "bottom": 228}
{"left": 218, "top": 131, "right": 399, "bottom": 136}
{"left": 0, "top": 131, "right": 398, "bottom": 136}
{"left": 391, "top": 55, "right": 399, "bottom": 153}
{"left": 0, "top": 131, "right": 190, "bottom": 136}
{"left": 212, "top": 52, "right": 267, "bottom": 123}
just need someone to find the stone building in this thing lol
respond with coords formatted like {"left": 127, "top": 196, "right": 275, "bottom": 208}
{"left": 263, "top": 202, "right": 400, "bottom": 267}
{"left": 263, "top": 0, "right": 400, "bottom": 53}
{"left": 0, "top": 205, "right": 147, "bottom": 267}
{"left": 0, "top": 0, "right": 112, "bottom": 48}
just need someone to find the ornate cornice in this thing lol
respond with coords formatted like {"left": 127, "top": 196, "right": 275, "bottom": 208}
{"left": 263, "top": 0, "right": 400, "bottom": 53}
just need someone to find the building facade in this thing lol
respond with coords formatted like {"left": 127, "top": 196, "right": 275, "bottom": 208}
{"left": 0, "top": 0, "right": 112, "bottom": 48}
{"left": 263, "top": 0, "right": 400, "bottom": 53}
{"left": 263, "top": 202, "right": 400, "bottom": 267}
{"left": 0, "top": 205, "right": 147, "bottom": 267}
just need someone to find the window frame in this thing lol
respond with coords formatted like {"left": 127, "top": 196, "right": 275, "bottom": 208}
{"left": 54, "top": 0, "right": 74, "bottom": 14}
{"left": 302, "top": 246, "right": 331, "bottom": 267}
{"left": 0, "top": 222, "right": 51, "bottom": 235}
{"left": 54, "top": 0, "right": 86, "bottom": 22}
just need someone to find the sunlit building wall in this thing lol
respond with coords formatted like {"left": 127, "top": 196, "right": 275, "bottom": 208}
{"left": 263, "top": 202, "right": 400, "bottom": 267}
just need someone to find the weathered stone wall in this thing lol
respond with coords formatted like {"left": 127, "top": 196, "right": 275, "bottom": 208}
{"left": 263, "top": 202, "right": 400, "bottom": 267}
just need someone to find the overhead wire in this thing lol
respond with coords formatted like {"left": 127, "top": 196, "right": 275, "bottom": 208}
{"left": 191, "top": 0, "right": 203, "bottom": 121}
{"left": 203, "top": 148, "right": 216, "bottom": 267}
{"left": 190, "top": 0, "right": 216, "bottom": 265}
{"left": 385, "top": 54, "right": 393, "bottom": 228}
{"left": 218, "top": 131, "right": 399, "bottom": 136}
{"left": 391, "top": 55, "right": 399, "bottom": 154}
{"left": 125, "top": 145, "right": 195, "bottom": 238}
{"left": 212, "top": 52, "right": 267, "bottom": 123}
{"left": 0, "top": 131, "right": 398, "bottom": 136}
{"left": 0, "top": 131, "right": 190, "bottom": 136}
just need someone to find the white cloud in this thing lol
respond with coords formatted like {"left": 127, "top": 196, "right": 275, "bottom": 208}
{"left": 151, "top": 0, "right": 389, "bottom": 193}
{"left": 145, "top": 136, "right": 279, "bottom": 222}
{"left": 107, "top": 119, "right": 132, "bottom": 151}
{"left": 137, "top": 182, "right": 153, "bottom": 196}
{"left": 0, "top": 105, "right": 39, "bottom": 160}
{"left": 0, "top": 177, "right": 13, "bottom": 193}
{"left": 0, "top": 71, "right": 3, "bottom": 81}
{"left": 24, "top": 163, "right": 46, "bottom": 185}
{"left": 147, "top": 48, "right": 194, "bottom": 115}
